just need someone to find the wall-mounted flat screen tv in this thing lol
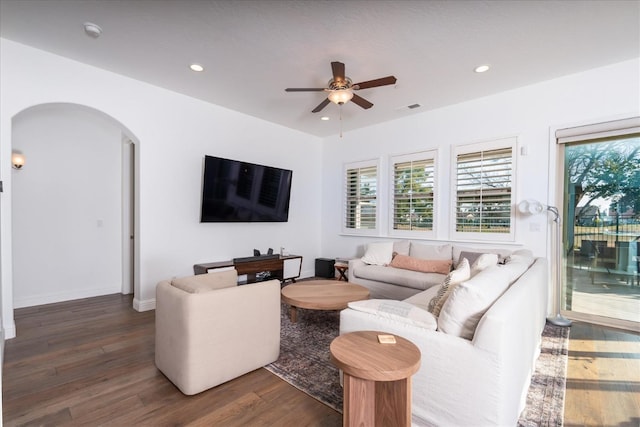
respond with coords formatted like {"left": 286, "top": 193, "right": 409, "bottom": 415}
{"left": 200, "top": 155, "right": 293, "bottom": 222}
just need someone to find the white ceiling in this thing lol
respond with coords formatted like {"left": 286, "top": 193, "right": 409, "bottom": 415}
{"left": 1, "top": 0, "right": 639, "bottom": 138}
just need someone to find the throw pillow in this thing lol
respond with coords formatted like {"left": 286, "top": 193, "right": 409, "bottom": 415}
{"left": 427, "top": 258, "right": 471, "bottom": 316}
{"left": 505, "top": 249, "right": 535, "bottom": 267}
{"left": 361, "top": 241, "right": 394, "bottom": 266}
{"left": 457, "top": 251, "right": 485, "bottom": 267}
{"left": 347, "top": 299, "right": 438, "bottom": 330}
{"left": 437, "top": 265, "right": 511, "bottom": 339}
{"left": 453, "top": 246, "right": 512, "bottom": 267}
{"left": 470, "top": 253, "right": 499, "bottom": 276}
{"left": 389, "top": 254, "right": 452, "bottom": 274}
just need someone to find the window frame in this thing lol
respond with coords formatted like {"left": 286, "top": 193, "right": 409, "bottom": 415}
{"left": 342, "top": 158, "right": 380, "bottom": 236}
{"left": 388, "top": 150, "right": 437, "bottom": 239}
{"left": 451, "top": 137, "right": 517, "bottom": 242}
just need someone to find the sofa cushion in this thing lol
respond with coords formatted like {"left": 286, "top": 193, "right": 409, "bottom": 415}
{"left": 393, "top": 240, "right": 411, "bottom": 256}
{"left": 470, "top": 253, "right": 499, "bottom": 276}
{"left": 427, "top": 258, "right": 471, "bottom": 316}
{"left": 409, "top": 242, "right": 452, "bottom": 260}
{"left": 457, "top": 251, "right": 485, "bottom": 267}
{"left": 171, "top": 269, "right": 238, "bottom": 293}
{"left": 389, "top": 254, "right": 452, "bottom": 274}
{"left": 353, "top": 263, "right": 445, "bottom": 291}
{"left": 403, "top": 284, "right": 443, "bottom": 311}
{"left": 347, "top": 299, "right": 437, "bottom": 330}
{"left": 438, "top": 259, "right": 530, "bottom": 339}
{"left": 361, "top": 241, "right": 394, "bottom": 266}
{"left": 453, "top": 245, "right": 513, "bottom": 267}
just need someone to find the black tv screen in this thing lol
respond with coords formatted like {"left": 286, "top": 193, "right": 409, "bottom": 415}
{"left": 200, "top": 155, "right": 293, "bottom": 222}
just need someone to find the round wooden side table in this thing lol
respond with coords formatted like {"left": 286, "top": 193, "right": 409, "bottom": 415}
{"left": 330, "top": 330, "right": 421, "bottom": 427}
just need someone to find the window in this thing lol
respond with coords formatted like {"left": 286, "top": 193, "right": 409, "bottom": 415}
{"left": 343, "top": 160, "right": 379, "bottom": 234}
{"left": 390, "top": 151, "right": 436, "bottom": 237}
{"left": 453, "top": 138, "right": 516, "bottom": 240}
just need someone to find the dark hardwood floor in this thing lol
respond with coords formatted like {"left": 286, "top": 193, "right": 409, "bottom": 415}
{"left": 2, "top": 293, "right": 639, "bottom": 426}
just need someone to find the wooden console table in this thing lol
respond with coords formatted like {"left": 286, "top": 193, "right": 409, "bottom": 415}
{"left": 194, "top": 255, "right": 302, "bottom": 284}
{"left": 330, "top": 330, "right": 421, "bottom": 427}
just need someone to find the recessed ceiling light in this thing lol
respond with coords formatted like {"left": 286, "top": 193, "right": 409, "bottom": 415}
{"left": 320, "top": 116, "right": 330, "bottom": 121}
{"left": 190, "top": 64, "right": 204, "bottom": 72}
{"left": 83, "top": 22, "right": 102, "bottom": 38}
{"left": 474, "top": 65, "right": 490, "bottom": 73}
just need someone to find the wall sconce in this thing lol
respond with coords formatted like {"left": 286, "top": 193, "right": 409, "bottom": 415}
{"left": 517, "top": 199, "right": 572, "bottom": 327}
{"left": 12, "top": 152, "right": 25, "bottom": 170}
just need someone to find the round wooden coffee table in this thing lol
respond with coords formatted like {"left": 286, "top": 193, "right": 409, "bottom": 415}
{"left": 280, "top": 280, "right": 369, "bottom": 322}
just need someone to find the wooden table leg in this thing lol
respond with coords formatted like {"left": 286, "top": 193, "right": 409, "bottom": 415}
{"left": 343, "top": 373, "right": 411, "bottom": 427}
{"left": 343, "top": 373, "right": 375, "bottom": 426}
{"left": 288, "top": 306, "right": 298, "bottom": 323}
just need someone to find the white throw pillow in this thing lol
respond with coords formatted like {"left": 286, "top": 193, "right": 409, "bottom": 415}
{"left": 505, "top": 249, "right": 535, "bottom": 267}
{"left": 453, "top": 246, "right": 512, "bottom": 267}
{"left": 361, "top": 241, "right": 394, "bottom": 266}
{"left": 347, "top": 299, "right": 438, "bottom": 330}
{"left": 427, "top": 257, "right": 471, "bottom": 316}
{"left": 470, "top": 253, "right": 499, "bottom": 276}
{"left": 438, "top": 265, "right": 511, "bottom": 339}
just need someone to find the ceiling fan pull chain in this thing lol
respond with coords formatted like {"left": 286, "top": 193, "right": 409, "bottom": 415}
{"left": 339, "top": 104, "right": 343, "bottom": 138}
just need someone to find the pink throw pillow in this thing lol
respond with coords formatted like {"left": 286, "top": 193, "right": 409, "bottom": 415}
{"left": 389, "top": 254, "right": 452, "bottom": 274}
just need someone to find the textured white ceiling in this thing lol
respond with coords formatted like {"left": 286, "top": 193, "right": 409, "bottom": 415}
{"left": 1, "top": 0, "right": 639, "bottom": 137}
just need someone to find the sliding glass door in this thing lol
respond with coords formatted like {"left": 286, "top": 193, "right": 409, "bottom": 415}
{"left": 561, "top": 132, "right": 640, "bottom": 330}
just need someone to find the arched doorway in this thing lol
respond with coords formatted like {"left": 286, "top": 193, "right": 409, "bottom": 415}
{"left": 11, "top": 103, "right": 138, "bottom": 309}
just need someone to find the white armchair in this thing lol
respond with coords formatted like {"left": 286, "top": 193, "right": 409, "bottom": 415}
{"left": 155, "top": 269, "right": 281, "bottom": 395}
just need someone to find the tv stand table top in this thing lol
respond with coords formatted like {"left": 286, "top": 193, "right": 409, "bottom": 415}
{"left": 193, "top": 255, "right": 302, "bottom": 282}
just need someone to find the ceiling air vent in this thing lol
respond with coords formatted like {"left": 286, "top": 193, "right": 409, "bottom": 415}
{"left": 407, "top": 103, "right": 421, "bottom": 109}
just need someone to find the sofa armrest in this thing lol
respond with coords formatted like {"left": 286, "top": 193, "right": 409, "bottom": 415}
{"left": 155, "top": 279, "right": 281, "bottom": 395}
{"left": 348, "top": 258, "right": 365, "bottom": 282}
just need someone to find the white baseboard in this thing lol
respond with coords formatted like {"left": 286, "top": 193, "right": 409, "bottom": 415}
{"left": 3, "top": 322, "right": 16, "bottom": 340}
{"left": 13, "top": 286, "right": 121, "bottom": 309}
{"left": 134, "top": 297, "right": 155, "bottom": 312}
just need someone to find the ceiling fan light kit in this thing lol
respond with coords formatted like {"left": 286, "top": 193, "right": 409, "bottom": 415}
{"left": 285, "top": 61, "right": 396, "bottom": 113}
{"left": 327, "top": 89, "right": 353, "bottom": 105}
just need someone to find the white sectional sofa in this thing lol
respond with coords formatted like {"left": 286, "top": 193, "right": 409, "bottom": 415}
{"left": 341, "top": 242, "right": 548, "bottom": 426}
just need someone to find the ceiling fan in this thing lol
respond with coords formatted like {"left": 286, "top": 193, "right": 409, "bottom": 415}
{"left": 285, "top": 61, "right": 397, "bottom": 113}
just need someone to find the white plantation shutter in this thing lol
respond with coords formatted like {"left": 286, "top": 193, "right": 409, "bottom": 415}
{"left": 454, "top": 142, "right": 515, "bottom": 238}
{"left": 392, "top": 153, "right": 435, "bottom": 234}
{"left": 344, "top": 161, "right": 378, "bottom": 233}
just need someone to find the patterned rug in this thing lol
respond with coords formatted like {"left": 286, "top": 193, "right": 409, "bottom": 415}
{"left": 265, "top": 305, "right": 570, "bottom": 425}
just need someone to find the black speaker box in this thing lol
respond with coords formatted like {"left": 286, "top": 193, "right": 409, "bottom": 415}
{"left": 315, "top": 258, "right": 335, "bottom": 278}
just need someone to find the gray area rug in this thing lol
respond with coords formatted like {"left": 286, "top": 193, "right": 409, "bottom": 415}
{"left": 265, "top": 305, "right": 570, "bottom": 425}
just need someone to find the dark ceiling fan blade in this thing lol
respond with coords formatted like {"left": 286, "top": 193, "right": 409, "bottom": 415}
{"left": 331, "top": 61, "right": 346, "bottom": 83}
{"left": 351, "top": 93, "right": 373, "bottom": 109}
{"left": 353, "top": 76, "right": 397, "bottom": 90}
{"left": 311, "top": 98, "right": 331, "bottom": 113}
{"left": 285, "top": 88, "right": 326, "bottom": 92}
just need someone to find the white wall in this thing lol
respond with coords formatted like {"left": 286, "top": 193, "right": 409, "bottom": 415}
{"left": 319, "top": 58, "right": 640, "bottom": 261}
{"left": 12, "top": 104, "right": 123, "bottom": 307}
{"left": 0, "top": 39, "right": 323, "bottom": 338}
